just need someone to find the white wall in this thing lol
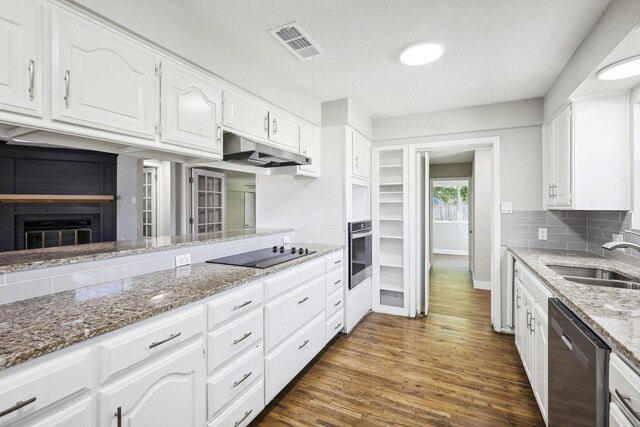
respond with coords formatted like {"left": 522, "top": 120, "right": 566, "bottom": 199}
{"left": 117, "top": 155, "right": 143, "bottom": 241}
{"left": 72, "top": 0, "right": 321, "bottom": 124}
{"left": 433, "top": 222, "right": 469, "bottom": 255}
{"left": 473, "top": 149, "right": 492, "bottom": 284}
{"left": 543, "top": 0, "right": 640, "bottom": 120}
{"left": 322, "top": 98, "right": 373, "bottom": 139}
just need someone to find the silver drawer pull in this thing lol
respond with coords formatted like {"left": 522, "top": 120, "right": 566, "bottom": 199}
{"left": 233, "top": 300, "right": 252, "bottom": 310}
{"left": 63, "top": 70, "right": 70, "bottom": 106}
{"left": 298, "top": 339, "right": 309, "bottom": 349}
{"left": 28, "top": 59, "right": 35, "bottom": 99}
{"left": 298, "top": 296, "right": 309, "bottom": 304}
{"left": 334, "top": 280, "right": 342, "bottom": 285}
{"left": 149, "top": 332, "right": 181, "bottom": 349}
{"left": 334, "top": 259, "right": 342, "bottom": 264}
{"left": 233, "top": 332, "right": 252, "bottom": 345}
{"left": 334, "top": 323, "right": 342, "bottom": 330}
{"left": 233, "top": 372, "right": 252, "bottom": 388}
{"left": 0, "top": 397, "right": 36, "bottom": 418}
{"left": 616, "top": 389, "right": 640, "bottom": 422}
{"left": 334, "top": 300, "right": 342, "bottom": 307}
{"left": 234, "top": 409, "right": 253, "bottom": 427}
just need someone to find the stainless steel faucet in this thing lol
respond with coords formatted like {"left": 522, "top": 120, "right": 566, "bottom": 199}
{"left": 602, "top": 230, "right": 640, "bottom": 252}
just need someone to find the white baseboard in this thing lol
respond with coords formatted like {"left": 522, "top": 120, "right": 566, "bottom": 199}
{"left": 433, "top": 249, "right": 469, "bottom": 256}
{"left": 472, "top": 274, "right": 491, "bottom": 290}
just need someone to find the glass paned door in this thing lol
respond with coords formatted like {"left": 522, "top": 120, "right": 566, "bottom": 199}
{"left": 192, "top": 169, "right": 225, "bottom": 234}
{"left": 142, "top": 167, "right": 156, "bottom": 238}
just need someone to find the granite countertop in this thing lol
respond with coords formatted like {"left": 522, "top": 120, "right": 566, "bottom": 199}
{"left": 509, "top": 247, "right": 640, "bottom": 370}
{"left": 0, "top": 243, "right": 342, "bottom": 372}
{"left": 0, "top": 228, "right": 293, "bottom": 274}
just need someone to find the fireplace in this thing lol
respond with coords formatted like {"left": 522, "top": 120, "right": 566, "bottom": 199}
{"left": 24, "top": 219, "right": 93, "bottom": 249}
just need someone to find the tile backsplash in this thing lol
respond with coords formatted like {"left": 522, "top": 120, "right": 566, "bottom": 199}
{"left": 502, "top": 210, "right": 640, "bottom": 268}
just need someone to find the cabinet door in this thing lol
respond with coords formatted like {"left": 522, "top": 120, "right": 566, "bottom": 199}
{"left": 161, "top": 60, "right": 222, "bottom": 155}
{"left": 532, "top": 303, "right": 549, "bottom": 424}
{"left": 51, "top": 10, "right": 157, "bottom": 139}
{"left": 299, "top": 123, "right": 321, "bottom": 175}
{"left": 269, "top": 111, "right": 299, "bottom": 151}
{"left": 99, "top": 341, "right": 205, "bottom": 427}
{"left": 223, "top": 90, "right": 269, "bottom": 140}
{"left": 0, "top": 0, "right": 42, "bottom": 117}
{"left": 520, "top": 285, "right": 534, "bottom": 380}
{"left": 553, "top": 105, "right": 572, "bottom": 207}
{"left": 542, "top": 122, "right": 555, "bottom": 207}
{"left": 352, "top": 130, "right": 371, "bottom": 180}
{"left": 514, "top": 281, "right": 524, "bottom": 355}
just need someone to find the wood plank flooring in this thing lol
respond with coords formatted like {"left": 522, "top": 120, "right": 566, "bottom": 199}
{"left": 252, "top": 255, "right": 544, "bottom": 426}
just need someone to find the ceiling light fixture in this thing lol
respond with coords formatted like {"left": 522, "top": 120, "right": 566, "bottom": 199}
{"left": 399, "top": 42, "right": 444, "bottom": 66}
{"left": 597, "top": 55, "right": 640, "bottom": 81}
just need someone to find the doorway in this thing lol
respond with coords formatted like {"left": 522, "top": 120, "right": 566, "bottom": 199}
{"left": 142, "top": 166, "right": 157, "bottom": 238}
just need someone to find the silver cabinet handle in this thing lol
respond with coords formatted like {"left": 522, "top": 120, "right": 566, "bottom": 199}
{"left": 334, "top": 322, "right": 342, "bottom": 330}
{"left": 63, "top": 70, "right": 70, "bottom": 106}
{"left": 334, "top": 300, "right": 342, "bottom": 307}
{"left": 149, "top": 332, "right": 181, "bottom": 349}
{"left": 233, "top": 332, "right": 252, "bottom": 345}
{"left": 615, "top": 389, "right": 640, "bottom": 422}
{"left": 526, "top": 311, "right": 531, "bottom": 329}
{"left": 355, "top": 155, "right": 359, "bottom": 167}
{"left": 234, "top": 409, "right": 253, "bottom": 427}
{"left": 530, "top": 317, "right": 535, "bottom": 333}
{"left": 298, "top": 339, "right": 309, "bottom": 349}
{"left": 264, "top": 116, "right": 268, "bottom": 133}
{"left": 334, "top": 280, "right": 342, "bottom": 285}
{"left": 28, "top": 60, "right": 35, "bottom": 99}
{"left": 516, "top": 294, "right": 521, "bottom": 309}
{"left": 273, "top": 117, "right": 277, "bottom": 134}
{"left": 0, "top": 397, "right": 36, "bottom": 418}
{"left": 233, "top": 300, "right": 252, "bottom": 310}
{"left": 298, "top": 296, "right": 309, "bottom": 304}
{"left": 233, "top": 372, "right": 252, "bottom": 388}
{"left": 114, "top": 406, "right": 122, "bottom": 427}
{"left": 217, "top": 125, "right": 221, "bottom": 144}
{"left": 334, "top": 259, "right": 342, "bottom": 265}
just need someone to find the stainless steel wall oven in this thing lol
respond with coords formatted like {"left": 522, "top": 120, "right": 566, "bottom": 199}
{"left": 348, "top": 220, "right": 372, "bottom": 289}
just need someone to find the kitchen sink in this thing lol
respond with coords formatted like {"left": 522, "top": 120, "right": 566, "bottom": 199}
{"left": 546, "top": 264, "right": 640, "bottom": 290}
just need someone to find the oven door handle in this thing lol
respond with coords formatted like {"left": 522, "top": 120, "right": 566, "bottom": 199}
{"left": 351, "top": 230, "right": 372, "bottom": 238}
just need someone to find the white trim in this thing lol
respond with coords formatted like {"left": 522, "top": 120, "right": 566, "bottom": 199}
{"left": 433, "top": 249, "right": 469, "bottom": 256}
{"left": 407, "top": 136, "right": 501, "bottom": 331}
{"left": 472, "top": 274, "right": 492, "bottom": 290}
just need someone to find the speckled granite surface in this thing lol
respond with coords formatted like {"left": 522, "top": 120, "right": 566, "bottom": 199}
{"left": 0, "top": 228, "right": 292, "bottom": 273}
{"left": 509, "top": 247, "right": 640, "bottom": 370}
{"left": 0, "top": 243, "right": 342, "bottom": 371}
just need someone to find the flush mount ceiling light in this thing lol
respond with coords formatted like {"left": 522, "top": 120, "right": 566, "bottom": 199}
{"left": 399, "top": 42, "right": 444, "bottom": 66}
{"left": 597, "top": 55, "right": 640, "bottom": 81}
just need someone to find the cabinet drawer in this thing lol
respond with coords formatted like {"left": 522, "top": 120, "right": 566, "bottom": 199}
{"left": 98, "top": 305, "right": 204, "bottom": 383}
{"left": 209, "top": 382, "right": 263, "bottom": 427}
{"left": 325, "top": 267, "right": 344, "bottom": 296}
{"left": 326, "top": 251, "right": 344, "bottom": 272}
{"left": 264, "top": 258, "right": 324, "bottom": 300}
{"left": 265, "top": 275, "right": 325, "bottom": 352}
{"left": 326, "top": 288, "right": 344, "bottom": 319}
{"left": 610, "top": 402, "right": 634, "bottom": 427}
{"left": 208, "top": 309, "right": 263, "bottom": 372}
{"left": 610, "top": 354, "right": 640, "bottom": 422}
{"left": 0, "top": 347, "right": 92, "bottom": 426}
{"left": 207, "top": 281, "right": 263, "bottom": 330}
{"left": 208, "top": 345, "right": 263, "bottom": 418}
{"left": 521, "top": 266, "right": 553, "bottom": 313}
{"left": 326, "top": 310, "right": 344, "bottom": 343}
{"left": 265, "top": 313, "right": 325, "bottom": 403}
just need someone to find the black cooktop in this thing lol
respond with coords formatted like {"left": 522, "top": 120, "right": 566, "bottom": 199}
{"left": 206, "top": 246, "right": 316, "bottom": 269}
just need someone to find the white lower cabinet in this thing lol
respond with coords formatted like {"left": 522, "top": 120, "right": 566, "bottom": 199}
{"left": 513, "top": 261, "right": 553, "bottom": 425}
{"left": 326, "top": 310, "right": 344, "bottom": 343}
{"left": 610, "top": 354, "right": 640, "bottom": 426}
{"left": 99, "top": 339, "right": 206, "bottom": 427}
{"left": 209, "top": 382, "right": 263, "bottom": 427}
{"left": 207, "top": 308, "right": 263, "bottom": 372}
{"left": 23, "top": 397, "right": 93, "bottom": 427}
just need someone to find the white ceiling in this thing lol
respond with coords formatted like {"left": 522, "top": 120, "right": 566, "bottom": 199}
{"left": 170, "top": 0, "right": 610, "bottom": 119}
{"left": 428, "top": 150, "right": 474, "bottom": 164}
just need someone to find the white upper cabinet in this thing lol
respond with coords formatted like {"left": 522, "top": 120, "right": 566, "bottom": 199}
{"left": 51, "top": 10, "right": 158, "bottom": 139}
{"left": 268, "top": 110, "right": 299, "bottom": 151}
{"left": 160, "top": 60, "right": 223, "bottom": 156}
{"left": 351, "top": 129, "right": 371, "bottom": 181}
{"left": 543, "top": 94, "right": 629, "bottom": 210}
{"left": 223, "top": 90, "right": 269, "bottom": 140}
{"left": 0, "top": 0, "right": 42, "bottom": 117}
{"left": 298, "top": 122, "right": 321, "bottom": 176}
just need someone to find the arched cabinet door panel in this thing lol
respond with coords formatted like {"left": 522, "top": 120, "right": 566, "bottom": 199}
{"left": 51, "top": 9, "right": 157, "bottom": 140}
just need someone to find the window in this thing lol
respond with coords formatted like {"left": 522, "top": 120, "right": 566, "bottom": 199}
{"left": 432, "top": 180, "right": 469, "bottom": 222}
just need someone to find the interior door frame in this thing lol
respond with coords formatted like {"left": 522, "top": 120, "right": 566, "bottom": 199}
{"left": 429, "top": 176, "right": 471, "bottom": 262}
{"left": 407, "top": 137, "right": 501, "bottom": 331}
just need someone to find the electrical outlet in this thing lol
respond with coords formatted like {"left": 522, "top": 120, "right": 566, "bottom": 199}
{"left": 500, "top": 202, "right": 513, "bottom": 214}
{"left": 538, "top": 228, "right": 548, "bottom": 241}
{"left": 283, "top": 236, "right": 291, "bottom": 249}
{"left": 175, "top": 254, "right": 191, "bottom": 267}
{"left": 612, "top": 233, "right": 624, "bottom": 242}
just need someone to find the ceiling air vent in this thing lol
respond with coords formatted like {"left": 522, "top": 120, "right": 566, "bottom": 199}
{"left": 269, "top": 22, "right": 325, "bottom": 60}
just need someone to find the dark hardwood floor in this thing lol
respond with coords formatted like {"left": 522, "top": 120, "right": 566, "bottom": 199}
{"left": 252, "top": 255, "right": 544, "bottom": 426}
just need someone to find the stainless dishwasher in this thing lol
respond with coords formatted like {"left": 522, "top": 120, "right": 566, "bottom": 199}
{"left": 548, "top": 298, "right": 610, "bottom": 426}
